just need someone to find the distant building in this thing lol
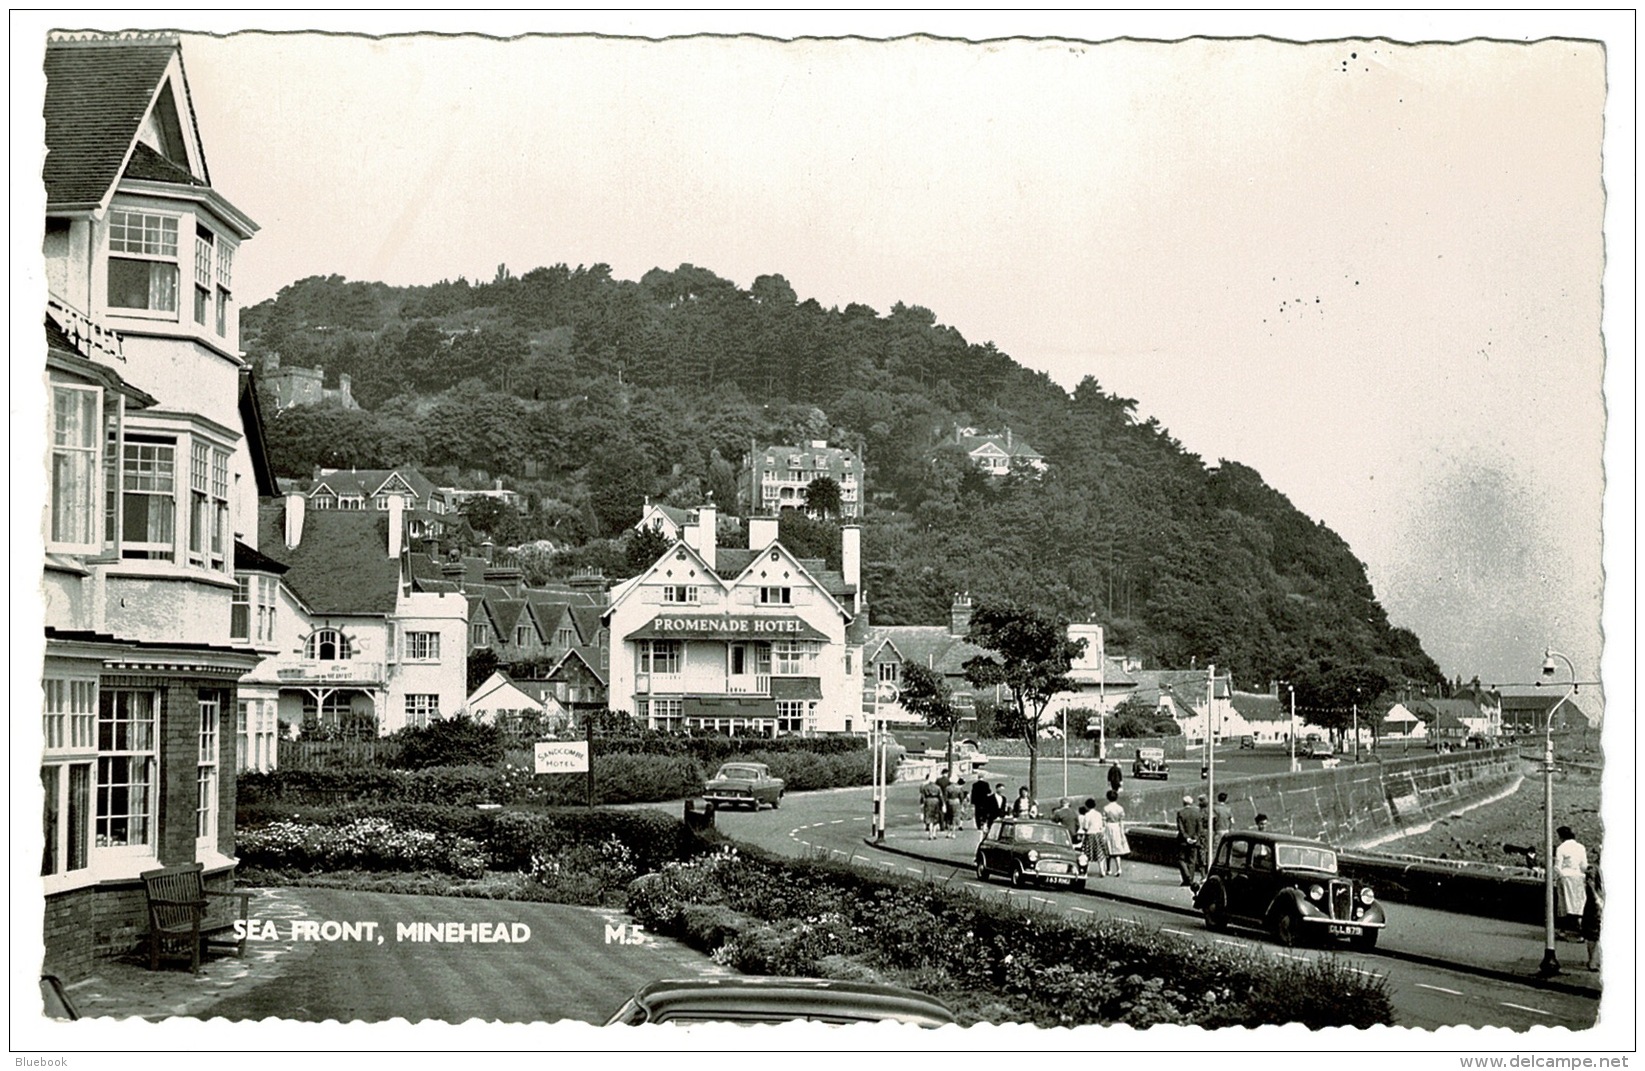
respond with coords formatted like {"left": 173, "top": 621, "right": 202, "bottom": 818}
{"left": 637, "top": 499, "right": 695, "bottom": 542}
{"left": 263, "top": 352, "right": 357, "bottom": 410}
{"left": 443, "top": 477, "right": 528, "bottom": 515}
{"left": 953, "top": 424, "right": 1046, "bottom": 476}
{"left": 862, "top": 594, "right": 992, "bottom": 728}
{"left": 746, "top": 440, "right": 862, "bottom": 517}
{"left": 307, "top": 467, "right": 453, "bottom": 541}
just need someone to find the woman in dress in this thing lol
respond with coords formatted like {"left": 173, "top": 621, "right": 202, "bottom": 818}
{"left": 1554, "top": 825, "right": 1588, "bottom": 938}
{"left": 1101, "top": 788, "right": 1131, "bottom": 877}
{"left": 919, "top": 776, "right": 943, "bottom": 839}
{"left": 1078, "top": 797, "right": 1105, "bottom": 876}
{"left": 1582, "top": 861, "right": 1603, "bottom": 971}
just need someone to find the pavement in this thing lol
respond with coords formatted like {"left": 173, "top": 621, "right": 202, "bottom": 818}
{"left": 862, "top": 817, "right": 1605, "bottom": 998}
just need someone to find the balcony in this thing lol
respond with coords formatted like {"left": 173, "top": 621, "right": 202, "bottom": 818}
{"left": 274, "top": 660, "right": 386, "bottom": 686}
{"left": 637, "top": 673, "right": 772, "bottom": 696}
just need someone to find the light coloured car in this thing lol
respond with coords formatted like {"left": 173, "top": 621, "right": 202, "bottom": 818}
{"left": 703, "top": 761, "right": 785, "bottom": 811}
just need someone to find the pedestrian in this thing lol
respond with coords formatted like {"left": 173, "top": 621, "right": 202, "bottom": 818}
{"left": 1107, "top": 761, "right": 1124, "bottom": 797}
{"left": 1554, "top": 825, "right": 1588, "bottom": 939}
{"left": 935, "top": 768, "right": 954, "bottom": 834}
{"left": 1582, "top": 860, "right": 1603, "bottom": 971}
{"left": 1050, "top": 797, "right": 1078, "bottom": 840}
{"left": 1078, "top": 797, "right": 1103, "bottom": 867}
{"left": 1012, "top": 785, "right": 1036, "bottom": 818}
{"left": 943, "top": 772, "right": 965, "bottom": 839}
{"left": 956, "top": 776, "right": 973, "bottom": 830}
{"left": 990, "top": 783, "right": 1010, "bottom": 834}
{"left": 1253, "top": 813, "right": 1270, "bottom": 832}
{"left": 1101, "top": 789, "right": 1130, "bottom": 877}
{"left": 1195, "top": 795, "right": 1212, "bottom": 880}
{"left": 1212, "top": 791, "right": 1234, "bottom": 846}
{"left": 971, "top": 776, "right": 994, "bottom": 833}
{"left": 1175, "top": 794, "right": 1203, "bottom": 888}
{"left": 919, "top": 775, "right": 942, "bottom": 839}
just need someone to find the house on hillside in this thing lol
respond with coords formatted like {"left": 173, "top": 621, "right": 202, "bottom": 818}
{"left": 263, "top": 352, "right": 357, "bottom": 410}
{"left": 604, "top": 505, "right": 867, "bottom": 734}
{"left": 38, "top": 31, "right": 279, "bottom": 981}
{"left": 745, "top": 441, "right": 863, "bottom": 517}
{"left": 863, "top": 594, "right": 994, "bottom": 729}
{"left": 953, "top": 425, "right": 1047, "bottom": 477}
{"left": 240, "top": 495, "right": 469, "bottom": 741}
{"left": 637, "top": 499, "right": 695, "bottom": 543}
{"left": 307, "top": 466, "right": 455, "bottom": 543}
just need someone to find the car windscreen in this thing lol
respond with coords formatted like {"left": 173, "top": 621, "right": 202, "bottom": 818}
{"left": 717, "top": 766, "right": 762, "bottom": 779}
{"left": 1275, "top": 844, "right": 1338, "bottom": 872}
{"left": 1016, "top": 824, "right": 1072, "bottom": 846}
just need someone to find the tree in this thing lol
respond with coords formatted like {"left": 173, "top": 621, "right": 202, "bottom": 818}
{"left": 899, "top": 661, "right": 963, "bottom": 772}
{"left": 627, "top": 524, "right": 671, "bottom": 573}
{"left": 804, "top": 475, "right": 843, "bottom": 519}
{"left": 467, "top": 648, "right": 500, "bottom": 694}
{"left": 961, "top": 602, "right": 1085, "bottom": 802}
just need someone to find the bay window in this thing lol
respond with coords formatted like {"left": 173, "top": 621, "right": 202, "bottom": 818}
{"left": 120, "top": 436, "right": 175, "bottom": 559}
{"left": 49, "top": 384, "right": 101, "bottom": 550}
{"left": 196, "top": 696, "right": 220, "bottom": 844}
{"left": 638, "top": 640, "right": 682, "bottom": 675}
{"left": 106, "top": 210, "right": 178, "bottom": 314}
{"left": 96, "top": 690, "right": 157, "bottom": 852}
{"left": 41, "top": 677, "right": 96, "bottom": 877}
{"left": 231, "top": 574, "right": 279, "bottom": 644}
{"left": 236, "top": 699, "right": 278, "bottom": 774}
{"left": 773, "top": 640, "right": 818, "bottom": 676}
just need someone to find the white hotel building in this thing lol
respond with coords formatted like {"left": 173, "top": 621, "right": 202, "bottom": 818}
{"left": 603, "top": 505, "right": 869, "bottom": 735}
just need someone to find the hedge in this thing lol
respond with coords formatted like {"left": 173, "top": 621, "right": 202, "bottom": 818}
{"left": 627, "top": 844, "right": 1393, "bottom": 1029}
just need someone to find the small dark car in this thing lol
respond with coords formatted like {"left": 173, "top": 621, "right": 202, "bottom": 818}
{"left": 703, "top": 762, "right": 785, "bottom": 810}
{"left": 1194, "top": 831, "right": 1386, "bottom": 950}
{"left": 974, "top": 817, "right": 1089, "bottom": 890}
{"left": 1132, "top": 746, "right": 1169, "bottom": 780}
{"left": 606, "top": 976, "right": 957, "bottom": 1026}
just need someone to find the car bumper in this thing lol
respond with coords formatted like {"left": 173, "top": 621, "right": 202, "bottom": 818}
{"left": 1025, "top": 863, "right": 1087, "bottom": 885}
{"left": 704, "top": 792, "right": 757, "bottom": 806}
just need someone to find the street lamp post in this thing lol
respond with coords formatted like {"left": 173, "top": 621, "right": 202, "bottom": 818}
{"left": 872, "top": 682, "right": 899, "bottom": 843}
{"left": 1536, "top": 648, "right": 1578, "bottom": 978}
{"left": 1287, "top": 683, "right": 1299, "bottom": 773}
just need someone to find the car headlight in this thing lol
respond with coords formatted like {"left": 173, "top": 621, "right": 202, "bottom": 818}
{"left": 1308, "top": 884, "right": 1325, "bottom": 902}
{"left": 1027, "top": 850, "right": 1039, "bottom": 863}
{"left": 1076, "top": 853, "right": 1089, "bottom": 868}
{"left": 1359, "top": 887, "right": 1376, "bottom": 905}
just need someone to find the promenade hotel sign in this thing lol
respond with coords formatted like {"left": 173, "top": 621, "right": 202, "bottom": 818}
{"left": 638, "top": 615, "right": 823, "bottom": 639}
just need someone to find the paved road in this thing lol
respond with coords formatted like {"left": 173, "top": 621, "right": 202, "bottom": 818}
{"left": 197, "top": 888, "right": 728, "bottom": 1025}
{"left": 700, "top": 784, "right": 1602, "bottom": 1032}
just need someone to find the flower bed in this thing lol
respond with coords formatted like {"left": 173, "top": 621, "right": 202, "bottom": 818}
{"left": 627, "top": 845, "right": 1394, "bottom": 1029}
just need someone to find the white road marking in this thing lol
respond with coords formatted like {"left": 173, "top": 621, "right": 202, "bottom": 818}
{"left": 1162, "top": 927, "right": 1193, "bottom": 937}
{"left": 1416, "top": 984, "right": 1461, "bottom": 996}
{"left": 1345, "top": 968, "right": 1380, "bottom": 978}
{"left": 1273, "top": 951, "right": 1306, "bottom": 961}
{"left": 1213, "top": 939, "right": 1243, "bottom": 947}
{"left": 1030, "top": 896, "right": 1051, "bottom": 903}
{"left": 905, "top": 866, "right": 922, "bottom": 872}
{"left": 1499, "top": 1002, "right": 1550, "bottom": 1017}
{"left": 1071, "top": 907, "right": 1094, "bottom": 914}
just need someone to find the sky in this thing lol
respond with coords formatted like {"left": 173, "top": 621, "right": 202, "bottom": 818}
{"left": 16, "top": 12, "right": 1631, "bottom": 702}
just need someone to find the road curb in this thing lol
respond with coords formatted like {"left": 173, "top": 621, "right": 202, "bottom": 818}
{"left": 861, "top": 837, "right": 1601, "bottom": 1001}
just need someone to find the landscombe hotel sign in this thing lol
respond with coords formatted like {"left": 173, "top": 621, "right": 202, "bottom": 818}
{"left": 632, "top": 615, "right": 828, "bottom": 640}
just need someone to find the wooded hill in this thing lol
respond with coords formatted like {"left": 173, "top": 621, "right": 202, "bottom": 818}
{"left": 242, "top": 265, "right": 1444, "bottom": 697}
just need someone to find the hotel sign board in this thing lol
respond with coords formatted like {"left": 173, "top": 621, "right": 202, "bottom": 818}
{"left": 534, "top": 740, "right": 590, "bottom": 774}
{"left": 631, "top": 615, "right": 829, "bottom": 641}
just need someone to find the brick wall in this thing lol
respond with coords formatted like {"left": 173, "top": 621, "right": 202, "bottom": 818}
{"left": 42, "top": 889, "right": 95, "bottom": 981}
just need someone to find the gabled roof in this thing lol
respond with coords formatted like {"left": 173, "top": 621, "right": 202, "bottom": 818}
{"left": 866, "top": 626, "right": 990, "bottom": 679}
{"left": 549, "top": 646, "right": 608, "bottom": 687}
{"left": 43, "top": 34, "right": 188, "bottom": 211}
{"left": 310, "top": 467, "right": 439, "bottom": 503}
{"left": 233, "top": 539, "right": 288, "bottom": 575}
{"left": 466, "top": 670, "right": 545, "bottom": 712}
{"left": 257, "top": 503, "right": 399, "bottom": 615}
{"left": 1230, "top": 691, "right": 1286, "bottom": 723}
{"left": 957, "top": 430, "right": 1043, "bottom": 461}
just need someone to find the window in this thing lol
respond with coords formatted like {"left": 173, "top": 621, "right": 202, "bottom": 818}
{"left": 515, "top": 626, "right": 531, "bottom": 646}
{"left": 50, "top": 385, "right": 101, "bottom": 549}
{"left": 305, "top": 629, "right": 352, "bottom": 661}
{"left": 187, "top": 441, "right": 229, "bottom": 569}
{"left": 639, "top": 640, "right": 682, "bottom": 675}
{"left": 310, "top": 494, "right": 336, "bottom": 510}
{"left": 106, "top": 211, "right": 178, "bottom": 313}
{"left": 193, "top": 227, "right": 213, "bottom": 325}
{"left": 231, "top": 576, "right": 250, "bottom": 640}
{"left": 555, "top": 627, "right": 575, "bottom": 648}
{"left": 878, "top": 661, "right": 901, "bottom": 684}
{"left": 404, "top": 694, "right": 439, "bottom": 729}
{"left": 471, "top": 622, "right": 490, "bottom": 648}
{"left": 772, "top": 640, "right": 817, "bottom": 675}
{"left": 42, "top": 677, "right": 96, "bottom": 878}
{"left": 649, "top": 698, "right": 682, "bottom": 731}
{"left": 759, "top": 587, "right": 792, "bottom": 605}
{"left": 662, "top": 585, "right": 698, "bottom": 604}
{"left": 96, "top": 690, "right": 156, "bottom": 850}
{"left": 237, "top": 699, "right": 278, "bottom": 774}
{"left": 405, "top": 631, "right": 440, "bottom": 660}
{"left": 777, "top": 700, "right": 805, "bottom": 733}
{"left": 215, "top": 238, "right": 233, "bottom": 336}
{"left": 121, "top": 437, "right": 175, "bottom": 559}
{"left": 197, "top": 697, "right": 220, "bottom": 843}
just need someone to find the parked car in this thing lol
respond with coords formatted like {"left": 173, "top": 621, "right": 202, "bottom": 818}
{"left": 703, "top": 762, "right": 785, "bottom": 811}
{"left": 606, "top": 976, "right": 956, "bottom": 1027}
{"left": 1132, "top": 746, "right": 1169, "bottom": 780}
{"left": 925, "top": 738, "right": 989, "bottom": 767}
{"left": 974, "top": 817, "right": 1090, "bottom": 890}
{"left": 1194, "top": 831, "right": 1386, "bottom": 950}
{"left": 1238, "top": 735, "right": 1256, "bottom": 749}
{"left": 1301, "top": 739, "right": 1335, "bottom": 759}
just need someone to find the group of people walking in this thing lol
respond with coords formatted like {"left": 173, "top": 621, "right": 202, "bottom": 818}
{"left": 1049, "top": 793, "right": 1130, "bottom": 876}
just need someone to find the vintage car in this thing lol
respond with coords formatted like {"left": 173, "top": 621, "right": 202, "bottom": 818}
{"left": 703, "top": 762, "right": 785, "bottom": 811}
{"left": 924, "top": 738, "right": 989, "bottom": 767}
{"left": 1132, "top": 746, "right": 1169, "bottom": 780}
{"left": 1301, "top": 739, "right": 1335, "bottom": 759}
{"left": 1194, "top": 831, "right": 1386, "bottom": 949}
{"left": 606, "top": 976, "right": 956, "bottom": 1027}
{"left": 974, "top": 817, "right": 1089, "bottom": 890}
{"left": 1238, "top": 734, "right": 1256, "bottom": 749}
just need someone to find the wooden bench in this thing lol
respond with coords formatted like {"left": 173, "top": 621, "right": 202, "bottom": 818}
{"left": 140, "top": 863, "right": 250, "bottom": 974}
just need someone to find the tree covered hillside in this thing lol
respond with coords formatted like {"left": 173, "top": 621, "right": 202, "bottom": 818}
{"left": 242, "top": 266, "right": 1443, "bottom": 692}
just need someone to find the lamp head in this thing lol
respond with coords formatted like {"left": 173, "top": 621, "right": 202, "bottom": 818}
{"left": 1541, "top": 652, "right": 1557, "bottom": 679}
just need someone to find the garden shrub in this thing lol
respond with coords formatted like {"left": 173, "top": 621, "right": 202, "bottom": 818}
{"left": 387, "top": 713, "right": 506, "bottom": 769}
{"left": 236, "top": 816, "right": 486, "bottom": 877}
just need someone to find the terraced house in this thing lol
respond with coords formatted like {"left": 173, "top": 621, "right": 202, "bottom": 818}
{"left": 38, "top": 32, "right": 275, "bottom": 979}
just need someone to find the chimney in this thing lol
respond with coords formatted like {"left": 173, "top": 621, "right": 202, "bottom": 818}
{"left": 749, "top": 515, "right": 779, "bottom": 550}
{"left": 1005, "top": 426, "right": 1013, "bottom": 448}
{"left": 387, "top": 494, "right": 404, "bottom": 559}
{"left": 482, "top": 539, "right": 495, "bottom": 564}
{"left": 949, "top": 591, "right": 973, "bottom": 637}
{"left": 696, "top": 502, "right": 717, "bottom": 569}
{"left": 841, "top": 524, "right": 862, "bottom": 595}
{"left": 284, "top": 492, "right": 306, "bottom": 549}
{"left": 441, "top": 561, "right": 467, "bottom": 591}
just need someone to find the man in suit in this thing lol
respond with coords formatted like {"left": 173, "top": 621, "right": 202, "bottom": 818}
{"left": 1175, "top": 794, "right": 1203, "bottom": 887}
{"left": 971, "top": 776, "right": 994, "bottom": 833}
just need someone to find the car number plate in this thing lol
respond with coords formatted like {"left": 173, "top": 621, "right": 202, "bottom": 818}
{"left": 1043, "top": 876, "right": 1072, "bottom": 885}
{"left": 1328, "top": 924, "right": 1363, "bottom": 937}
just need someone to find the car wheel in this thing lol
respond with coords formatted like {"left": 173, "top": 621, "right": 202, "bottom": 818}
{"left": 1202, "top": 886, "right": 1230, "bottom": 932}
{"left": 974, "top": 858, "right": 989, "bottom": 882}
{"left": 1010, "top": 866, "right": 1027, "bottom": 889}
{"left": 772, "top": 791, "right": 782, "bottom": 810}
{"left": 1271, "top": 907, "right": 1300, "bottom": 948}
{"left": 1351, "top": 928, "right": 1379, "bottom": 951}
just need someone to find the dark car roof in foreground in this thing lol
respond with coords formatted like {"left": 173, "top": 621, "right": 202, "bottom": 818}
{"left": 1231, "top": 831, "right": 1337, "bottom": 849}
{"left": 621, "top": 976, "right": 957, "bottom": 1026}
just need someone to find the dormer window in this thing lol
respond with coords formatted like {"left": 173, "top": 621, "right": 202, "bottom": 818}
{"left": 107, "top": 211, "right": 179, "bottom": 315}
{"left": 305, "top": 629, "right": 352, "bottom": 661}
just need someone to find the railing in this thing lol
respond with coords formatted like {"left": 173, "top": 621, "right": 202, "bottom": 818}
{"left": 274, "top": 660, "right": 386, "bottom": 684}
{"left": 726, "top": 674, "right": 772, "bottom": 695}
